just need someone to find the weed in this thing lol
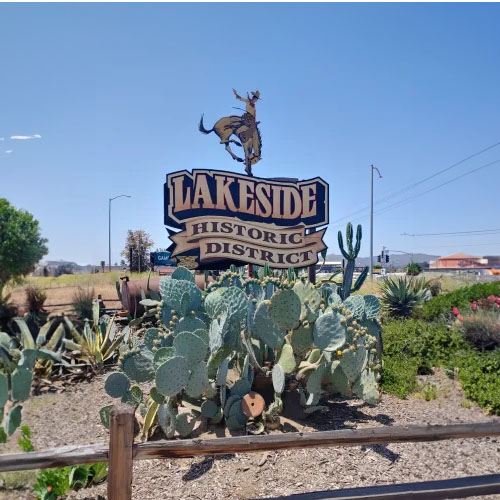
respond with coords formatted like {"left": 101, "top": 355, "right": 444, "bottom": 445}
{"left": 17, "top": 425, "right": 34, "bottom": 452}
{"left": 71, "top": 287, "right": 95, "bottom": 320}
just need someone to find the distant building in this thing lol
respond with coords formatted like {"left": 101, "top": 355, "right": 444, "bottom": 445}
{"left": 429, "top": 253, "right": 490, "bottom": 269}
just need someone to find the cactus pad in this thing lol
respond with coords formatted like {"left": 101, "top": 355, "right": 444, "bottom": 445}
{"left": 153, "top": 347, "right": 174, "bottom": 368}
{"left": 353, "top": 369, "right": 380, "bottom": 405}
{"left": 173, "top": 332, "right": 207, "bottom": 365}
{"left": 340, "top": 345, "right": 367, "bottom": 383}
{"left": 269, "top": 289, "right": 301, "bottom": 330}
{"left": 252, "top": 301, "right": 286, "bottom": 349}
{"left": 343, "top": 295, "right": 366, "bottom": 320}
{"left": 192, "top": 328, "right": 209, "bottom": 345}
{"left": 363, "top": 295, "right": 381, "bottom": 320}
{"left": 216, "top": 358, "right": 229, "bottom": 386}
{"left": 185, "top": 361, "right": 209, "bottom": 398}
{"left": 330, "top": 362, "right": 352, "bottom": 398}
{"left": 306, "top": 364, "right": 326, "bottom": 396}
{"left": 105, "top": 372, "right": 131, "bottom": 398}
{"left": 224, "top": 394, "right": 241, "bottom": 417}
{"left": 150, "top": 387, "right": 166, "bottom": 404}
{"left": 204, "top": 289, "right": 226, "bottom": 319}
{"left": 158, "top": 402, "right": 176, "bottom": 439}
{"left": 290, "top": 324, "right": 314, "bottom": 355}
{"left": 272, "top": 364, "right": 285, "bottom": 393}
{"left": 231, "top": 379, "right": 251, "bottom": 397}
{"left": 201, "top": 400, "right": 219, "bottom": 418}
{"left": 171, "top": 266, "right": 195, "bottom": 282}
{"left": 293, "top": 280, "right": 321, "bottom": 316}
{"left": 0, "top": 373, "right": 8, "bottom": 408}
{"left": 5, "top": 404, "right": 22, "bottom": 436}
{"left": 220, "top": 286, "right": 248, "bottom": 324}
{"left": 175, "top": 412, "right": 196, "bottom": 437}
{"left": 313, "top": 312, "right": 346, "bottom": 352}
{"left": 11, "top": 367, "right": 33, "bottom": 401}
{"left": 156, "top": 356, "right": 190, "bottom": 397}
{"left": 120, "top": 350, "right": 155, "bottom": 383}
{"left": 121, "top": 385, "right": 143, "bottom": 406}
{"left": 174, "top": 316, "right": 206, "bottom": 336}
{"left": 278, "top": 344, "right": 296, "bottom": 374}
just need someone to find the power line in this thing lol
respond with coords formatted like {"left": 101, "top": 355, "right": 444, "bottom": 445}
{"left": 373, "top": 158, "right": 500, "bottom": 217}
{"left": 330, "top": 139, "right": 500, "bottom": 224}
{"left": 402, "top": 228, "right": 500, "bottom": 237}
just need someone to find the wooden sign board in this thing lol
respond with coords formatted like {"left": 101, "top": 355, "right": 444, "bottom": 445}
{"left": 164, "top": 169, "right": 328, "bottom": 270}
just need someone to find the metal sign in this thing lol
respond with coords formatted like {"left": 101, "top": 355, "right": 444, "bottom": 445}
{"left": 164, "top": 169, "right": 328, "bottom": 270}
{"left": 150, "top": 251, "right": 177, "bottom": 267}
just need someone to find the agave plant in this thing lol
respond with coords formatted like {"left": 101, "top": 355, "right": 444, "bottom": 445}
{"left": 64, "top": 301, "right": 128, "bottom": 372}
{"left": 379, "top": 276, "right": 431, "bottom": 318}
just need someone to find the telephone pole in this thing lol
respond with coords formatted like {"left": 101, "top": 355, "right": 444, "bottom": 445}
{"left": 370, "top": 165, "right": 382, "bottom": 279}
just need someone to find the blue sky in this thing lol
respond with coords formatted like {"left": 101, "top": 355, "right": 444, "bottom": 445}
{"left": 1, "top": 3, "right": 500, "bottom": 264}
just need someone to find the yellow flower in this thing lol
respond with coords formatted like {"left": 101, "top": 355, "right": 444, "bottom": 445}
{"left": 336, "top": 349, "right": 343, "bottom": 357}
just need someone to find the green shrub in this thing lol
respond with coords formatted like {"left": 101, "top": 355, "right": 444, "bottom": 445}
{"left": 382, "top": 354, "right": 419, "bottom": 398}
{"left": 454, "top": 349, "right": 500, "bottom": 415}
{"left": 457, "top": 310, "right": 500, "bottom": 351}
{"left": 406, "top": 261, "right": 422, "bottom": 276}
{"left": 420, "top": 281, "right": 500, "bottom": 321}
{"left": 381, "top": 319, "right": 466, "bottom": 396}
{"left": 71, "top": 287, "right": 95, "bottom": 320}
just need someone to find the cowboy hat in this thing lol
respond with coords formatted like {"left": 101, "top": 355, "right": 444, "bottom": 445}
{"left": 251, "top": 90, "right": 261, "bottom": 99}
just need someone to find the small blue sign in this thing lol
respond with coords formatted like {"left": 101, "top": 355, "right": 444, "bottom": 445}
{"left": 152, "top": 252, "right": 177, "bottom": 267}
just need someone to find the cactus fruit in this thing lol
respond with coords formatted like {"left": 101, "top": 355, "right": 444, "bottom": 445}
{"left": 343, "top": 295, "right": 366, "bottom": 321}
{"left": 121, "top": 386, "right": 143, "bottom": 406}
{"left": 272, "top": 364, "right": 285, "bottom": 393}
{"left": 252, "top": 301, "right": 286, "bottom": 349}
{"left": 313, "top": 312, "right": 346, "bottom": 352}
{"left": 201, "top": 400, "right": 219, "bottom": 418}
{"left": 171, "top": 266, "right": 195, "bottom": 282}
{"left": 11, "top": 367, "right": 33, "bottom": 401}
{"left": 105, "top": 372, "right": 131, "bottom": 398}
{"left": 339, "top": 345, "right": 367, "bottom": 383}
{"left": 120, "top": 350, "right": 155, "bottom": 383}
{"left": 277, "top": 344, "right": 296, "bottom": 374}
{"left": 156, "top": 356, "right": 190, "bottom": 397}
{"left": 269, "top": 289, "right": 301, "bottom": 330}
{"left": 173, "top": 332, "right": 207, "bottom": 365}
{"left": 185, "top": 361, "right": 209, "bottom": 398}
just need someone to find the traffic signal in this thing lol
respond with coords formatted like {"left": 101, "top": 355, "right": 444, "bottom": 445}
{"left": 377, "top": 256, "right": 381, "bottom": 263}
{"left": 385, "top": 255, "right": 389, "bottom": 263}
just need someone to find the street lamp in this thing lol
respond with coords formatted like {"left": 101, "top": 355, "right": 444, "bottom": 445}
{"left": 370, "top": 165, "right": 382, "bottom": 280}
{"left": 109, "top": 195, "right": 131, "bottom": 272}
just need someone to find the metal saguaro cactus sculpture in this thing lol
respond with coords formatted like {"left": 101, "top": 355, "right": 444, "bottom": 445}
{"left": 338, "top": 223, "right": 368, "bottom": 300}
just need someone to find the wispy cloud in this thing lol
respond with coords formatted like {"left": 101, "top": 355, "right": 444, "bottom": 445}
{"left": 5, "top": 150, "right": 13, "bottom": 154}
{"left": 10, "top": 134, "right": 41, "bottom": 140}
{"left": 0, "top": 138, "right": 4, "bottom": 141}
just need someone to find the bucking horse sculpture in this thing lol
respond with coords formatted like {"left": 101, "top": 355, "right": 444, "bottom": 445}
{"left": 199, "top": 89, "right": 262, "bottom": 176}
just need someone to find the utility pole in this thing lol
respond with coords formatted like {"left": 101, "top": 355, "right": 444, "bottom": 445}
{"left": 109, "top": 195, "right": 131, "bottom": 272}
{"left": 370, "top": 165, "right": 382, "bottom": 280}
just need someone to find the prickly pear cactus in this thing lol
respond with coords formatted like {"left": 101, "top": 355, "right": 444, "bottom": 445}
{"left": 269, "top": 289, "right": 301, "bottom": 330}
{"left": 313, "top": 312, "right": 346, "bottom": 352}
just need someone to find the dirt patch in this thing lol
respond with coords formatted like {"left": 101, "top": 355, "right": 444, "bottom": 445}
{"left": 1, "top": 367, "right": 499, "bottom": 500}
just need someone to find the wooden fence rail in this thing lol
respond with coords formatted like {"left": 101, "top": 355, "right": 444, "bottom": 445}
{"left": 0, "top": 407, "right": 499, "bottom": 500}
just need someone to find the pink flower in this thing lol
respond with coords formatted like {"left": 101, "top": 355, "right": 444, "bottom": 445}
{"left": 457, "top": 314, "right": 464, "bottom": 321}
{"left": 452, "top": 307, "right": 459, "bottom": 316}
{"left": 488, "top": 295, "right": 496, "bottom": 302}
{"left": 472, "top": 301, "right": 477, "bottom": 311}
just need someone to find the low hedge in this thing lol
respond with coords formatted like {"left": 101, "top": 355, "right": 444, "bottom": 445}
{"left": 381, "top": 318, "right": 500, "bottom": 414}
{"left": 419, "top": 281, "right": 500, "bottom": 321}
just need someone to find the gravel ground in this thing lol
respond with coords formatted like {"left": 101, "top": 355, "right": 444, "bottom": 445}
{"left": 1, "top": 369, "right": 499, "bottom": 500}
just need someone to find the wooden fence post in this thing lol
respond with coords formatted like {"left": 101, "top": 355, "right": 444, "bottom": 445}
{"left": 108, "top": 404, "right": 135, "bottom": 500}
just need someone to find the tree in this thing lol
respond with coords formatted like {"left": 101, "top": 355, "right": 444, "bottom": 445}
{"left": 121, "top": 230, "right": 154, "bottom": 272}
{"left": 0, "top": 199, "right": 48, "bottom": 286}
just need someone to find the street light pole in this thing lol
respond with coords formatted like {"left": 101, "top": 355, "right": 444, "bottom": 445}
{"left": 370, "top": 165, "right": 382, "bottom": 280}
{"left": 108, "top": 195, "right": 131, "bottom": 272}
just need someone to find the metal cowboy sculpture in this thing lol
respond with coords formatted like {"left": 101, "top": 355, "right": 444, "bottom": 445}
{"left": 199, "top": 89, "right": 262, "bottom": 176}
